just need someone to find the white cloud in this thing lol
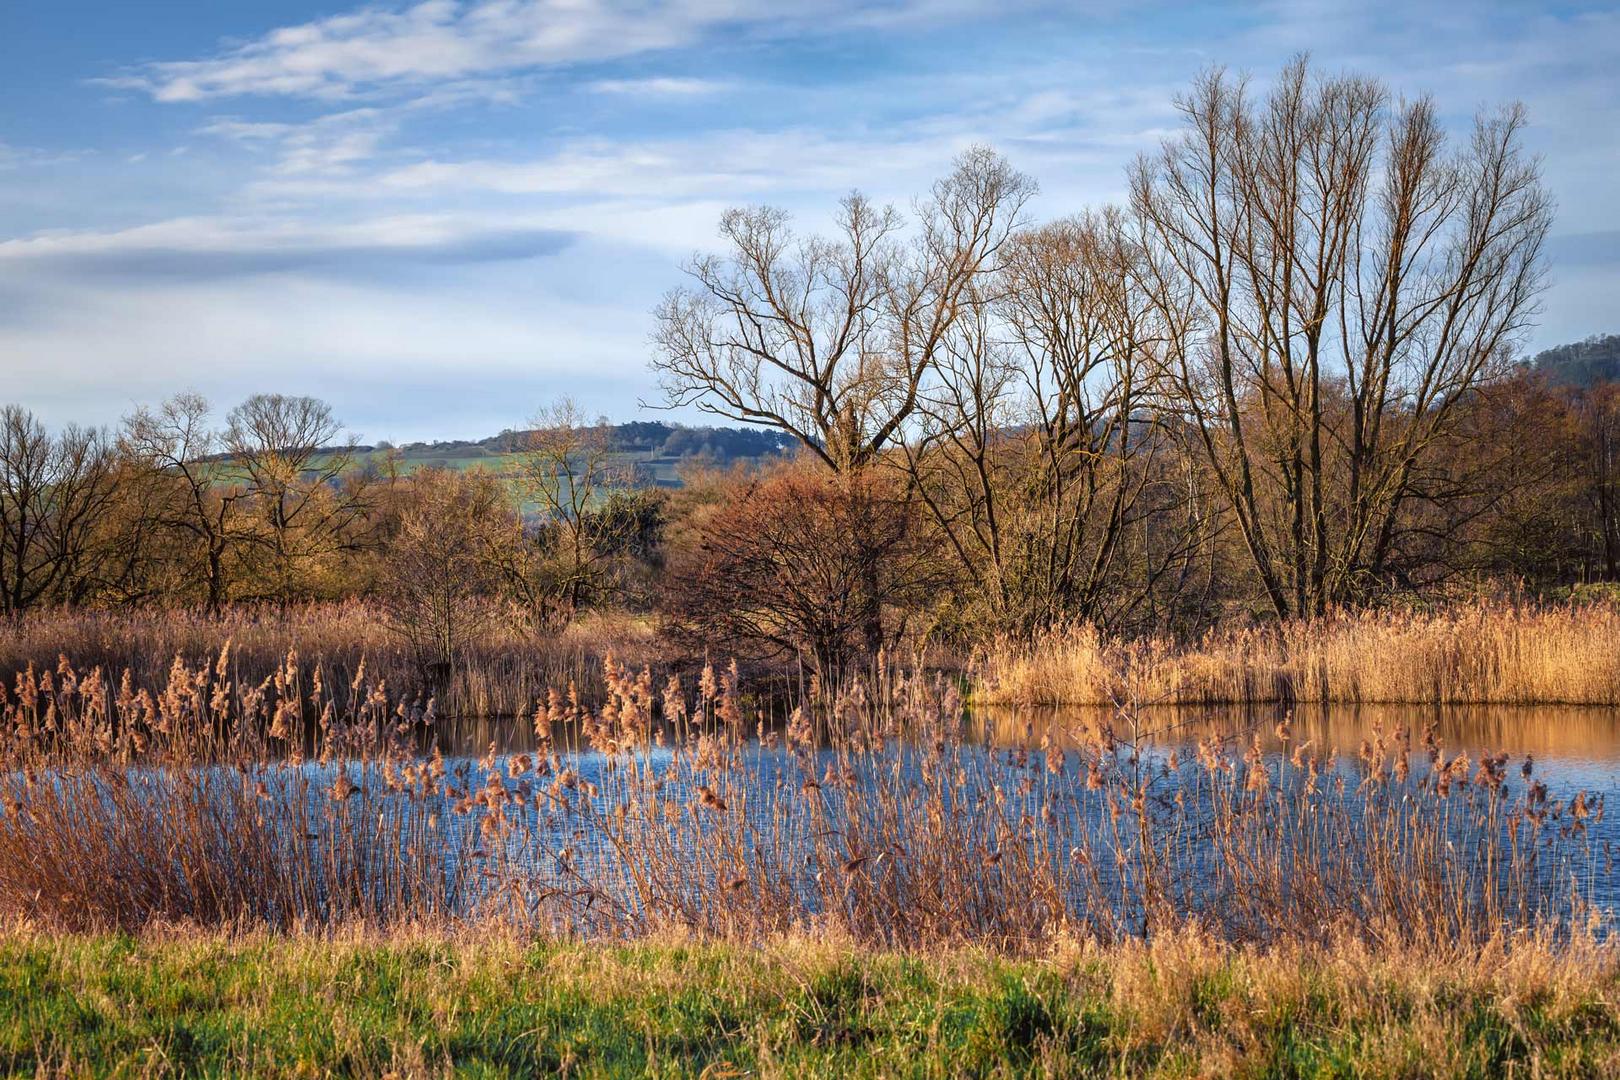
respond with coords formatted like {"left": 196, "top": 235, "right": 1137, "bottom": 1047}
{"left": 0, "top": 141, "right": 87, "bottom": 171}
{"left": 585, "top": 76, "right": 730, "bottom": 97}
{"left": 201, "top": 108, "right": 397, "bottom": 175}
{"left": 110, "top": 0, "right": 1042, "bottom": 102}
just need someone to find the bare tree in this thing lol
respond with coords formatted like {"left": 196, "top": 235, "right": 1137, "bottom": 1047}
{"left": 653, "top": 146, "right": 1035, "bottom": 655}
{"left": 513, "top": 398, "right": 635, "bottom": 624}
{"left": 904, "top": 211, "right": 1206, "bottom": 633}
{"left": 224, "top": 393, "right": 367, "bottom": 600}
{"left": 379, "top": 468, "right": 516, "bottom": 682}
{"left": 1577, "top": 383, "right": 1620, "bottom": 581}
{"left": 652, "top": 145, "right": 1036, "bottom": 473}
{"left": 121, "top": 394, "right": 251, "bottom": 611}
{"left": 0, "top": 406, "right": 118, "bottom": 614}
{"left": 1131, "top": 58, "right": 1552, "bottom": 617}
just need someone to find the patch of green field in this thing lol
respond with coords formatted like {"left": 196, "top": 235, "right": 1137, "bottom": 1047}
{"left": 1, "top": 932, "right": 1616, "bottom": 1077}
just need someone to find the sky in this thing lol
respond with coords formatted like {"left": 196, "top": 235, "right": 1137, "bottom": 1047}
{"left": 1, "top": 1, "right": 1617, "bottom": 444}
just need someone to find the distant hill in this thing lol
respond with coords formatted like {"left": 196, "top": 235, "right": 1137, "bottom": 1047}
{"left": 357, "top": 421, "right": 800, "bottom": 488}
{"left": 470, "top": 421, "right": 799, "bottom": 461}
{"left": 1532, "top": 334, "right": 1620, "bottom": 387}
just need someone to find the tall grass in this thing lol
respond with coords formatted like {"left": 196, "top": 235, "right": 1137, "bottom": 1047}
{"left": 10, "top": 597, "right": 1619, "bottom": 714}
{"left": 0, "top": 648, "right": 1604, "bottom": 954}
{"left": 973, "top": 599, "right": 1620, "bottom": 706}
{"left": 0, "top": 601, "right": 664, "bottom": 717}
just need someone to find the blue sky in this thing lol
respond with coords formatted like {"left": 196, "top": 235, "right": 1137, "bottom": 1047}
{"left": 2, "top": 0, "right": 1617, "bottom": 443}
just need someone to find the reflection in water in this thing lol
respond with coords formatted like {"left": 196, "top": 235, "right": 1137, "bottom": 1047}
{"left": 426, "top": 701, "right": 1620, "bottom": 859}
{"left": 436, "top": 701, "right": 1620, "bottom": 765}
{"left": 971, "top": 702, "right": 1620, "bottom": 761}
{"left": 407, "top": 699, "right": 1620, "bottom": 932}
{"left": 969, "top": 702, "right": 1620, "bottom": 799}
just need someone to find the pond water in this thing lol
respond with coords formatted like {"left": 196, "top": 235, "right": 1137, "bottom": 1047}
{"left": 397, "top": 701, "right": 1620, "bottom": 928}
{"left": 23, "top": 701, "right": 1612, "bottom": 935}
{"left": 431, "top": 700, "right": 1620, "bottom": 795}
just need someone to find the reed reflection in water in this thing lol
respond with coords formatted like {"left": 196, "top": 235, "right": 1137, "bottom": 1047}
{"left": 2, "top": 654, "right": 1612, "bottom": 946}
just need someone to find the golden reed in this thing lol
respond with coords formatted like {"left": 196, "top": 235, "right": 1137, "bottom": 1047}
{"left": 973, "top": 600, "right": 1620, "bottom": 706}
{"left": 0, "top": 647, "right": 1603, "bottom": 956}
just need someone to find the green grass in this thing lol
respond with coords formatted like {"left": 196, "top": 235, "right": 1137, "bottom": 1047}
{"left": 1, "top": 931, "right": 1617, "bottom": 1077}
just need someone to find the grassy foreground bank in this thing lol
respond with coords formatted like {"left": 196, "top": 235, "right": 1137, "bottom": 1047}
{"left": 2, "top": 930, "right": 1618, "bottom": 1078}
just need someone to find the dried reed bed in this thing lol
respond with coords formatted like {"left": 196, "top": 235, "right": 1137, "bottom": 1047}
{"left": 973, "top": 600, "right": 1620, "bottom": 706}
{"left": 0, "top": 602, "right": 665, "bottom": 717}
{"left": 0, "top": 649, "right": 1604, "bottom": 954}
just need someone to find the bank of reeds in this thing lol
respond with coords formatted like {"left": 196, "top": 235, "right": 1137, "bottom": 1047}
{"left": 0, "top": 648, "right": 1603, "bottom": 953}
{"left": 8, "top": 597, "right": 1620, "bottom": 714}
{"left": 0, "top": 602, "right": 664, "bottom": 717}
{"left": 973, "top": 600, "right": 1620, "bottom": 706}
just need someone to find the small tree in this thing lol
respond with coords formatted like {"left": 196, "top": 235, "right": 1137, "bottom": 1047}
{"left": 223, "top": 393, "right": 368, "bottom": 601}
{"left": 379, "top": 468, "right": 515, "bottom": 684}
{"left": 120, "top": 394, "right": 252, "bottom": 612}
{"left": 0, "top": 406, "right": 119, "bottom": 614}
{"left": 514, "top": 398, "right": 637, "bottom": 625}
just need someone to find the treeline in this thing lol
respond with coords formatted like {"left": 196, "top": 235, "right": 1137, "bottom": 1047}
{"left": 4, "top": 61, "right": 1618, "bottom": 677}
{"left": 646, "top": 59, "right": 1617, "bottom": 667}
{"left": 0, "top": 394, "right": 665, "bottom": 643}
{"left": 1531, "top": 333, "right": 1620, "bottom": 387}
{"left": 1, "top": 392, "right": 369, "bottom": 614}
{"left": 422, "top": 420, "right": 798, "bottom": 462}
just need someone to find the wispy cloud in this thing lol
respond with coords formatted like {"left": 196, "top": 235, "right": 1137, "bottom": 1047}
{"left": 200, "top": 108, "right": 398, "bottom": 176}
{"left": 289, "top": 129, "right": 934, "bottom": 200}
{"left": 0, "top": 141, "right": 87, "bottom": 171}
{"left": 107, "top": 0, "right": 1047, "bottom": 103}
{"left": 585, "top": 76, "right": 731, "bottom": 97}
{"left": 0, "top": 214, "right": 575, "bottom": 279}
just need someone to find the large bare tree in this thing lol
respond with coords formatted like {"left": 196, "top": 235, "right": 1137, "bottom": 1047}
{"left": 652, "top": 147, "right": 1035, "bottom": 655}
{"left": 903, "top": 211, "right": 1206, "bottom": 633}
{"left": 1131, "top": 58, "right": 1552, "bottom": 617}
{"left": 652, "top": 145, "right": 1037, "bottom": 473}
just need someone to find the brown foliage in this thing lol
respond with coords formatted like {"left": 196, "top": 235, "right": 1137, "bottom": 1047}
{"left": 661, "top": 463, "right": 945, "bottom": 672}
{"left": 378, "top": 468, "right": 521, "bottom": 676}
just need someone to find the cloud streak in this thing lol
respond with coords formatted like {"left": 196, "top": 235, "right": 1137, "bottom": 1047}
{"left": 585, "top": 77, "right": 731, "bottom": 97}
{"left": 110, "top": 0, "right": 1050, "bottom": 102}
{"left": 0, "top": 215, "right": 576, "bottom": 280}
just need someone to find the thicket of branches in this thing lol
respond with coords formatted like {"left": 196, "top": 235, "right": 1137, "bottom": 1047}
{"left": 651, "top": 59, "right": 1613, "bottom": 662}
{"left": 4, "top": 61, "right": 1618, "bottom": 675}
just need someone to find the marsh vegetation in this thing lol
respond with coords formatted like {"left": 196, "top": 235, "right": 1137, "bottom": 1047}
{"left": 2, "top": 57, "right": 1619, "bottom": 1075}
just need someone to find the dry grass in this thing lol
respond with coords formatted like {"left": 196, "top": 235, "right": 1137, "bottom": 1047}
{"left": 973, "top": 599, "right": 1620, "bottom": 706}
{"left": 0, "top": 601, "right": 666, "bottom": 717}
